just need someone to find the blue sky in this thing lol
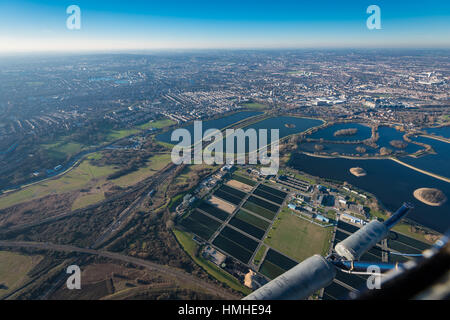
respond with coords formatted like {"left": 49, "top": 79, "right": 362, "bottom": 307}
{"left": 0, "top": 0, "right": 449, "bottom": 52}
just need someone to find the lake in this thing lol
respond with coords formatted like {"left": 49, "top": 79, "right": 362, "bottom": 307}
{"left": 308, "top": 123, "right": 372, "bottom": 141}
{"left": 205, "top": 116, "right": 324, "bottom": 153}
{"left": 425, "top": 126, "right": 450, "bottom": 139}
{"left": 303, "top": 125, "right": 424, "bottom": 156}
{"left": 289, "top": 153, "right": 450, "bottom": 233}
{"left": 242, "top": 116, "right": 323, "bottom": 139}
{"left": 401, "top": 136, "right": 450, "bottom": 179}
{"left": 377, "top": 126, "right": 422, "bottom": 154}
{"left": 298, "top": 142, "right": 378, "bottom": 155}
{"left": 156, "top": 111, "right": 263, "bottom": 144}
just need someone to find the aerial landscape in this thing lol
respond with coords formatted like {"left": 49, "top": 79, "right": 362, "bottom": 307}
{"left": 0, "top": 0, "right": 449, "bottom": 306}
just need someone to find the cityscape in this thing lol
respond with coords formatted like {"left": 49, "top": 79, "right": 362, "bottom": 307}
{"left": 0, "top": 0, "right": 449, "bottom": 307}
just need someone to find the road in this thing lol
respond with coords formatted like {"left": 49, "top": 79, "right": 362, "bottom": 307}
{"left": 0, "top": 162, "right": 241, "bottom": 299}
{"left": 0, "top": 240, "right": 239, "bottom": 300}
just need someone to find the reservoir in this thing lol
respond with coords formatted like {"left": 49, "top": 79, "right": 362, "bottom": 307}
{"left": 156, "top": 111, "right": 263, "bottom": 144}
{"left": 206, "top": 116, "right": 324, "bottom": 153}
{"left": 401, "top": 136, "right": 450, "bottom": 179}
{"left": 289, "top": 153, "right": 450, "bottom": 233}
{"left": 425, "top": 126, "right": 450, "bottom": 139}
{"left": 299, "top": 125, "right": 424, "bottom": 156}
{"left": 376, "top": 126, "right": 422, "bottom": 154}
{"left": 308, "top": 123, "right": 372, "bottom": 141}
{"left": 242, "top": 116, "right": 323, "bottom": 139}
{"left": 298, "top": 142, "right": 377, "bottom": 155}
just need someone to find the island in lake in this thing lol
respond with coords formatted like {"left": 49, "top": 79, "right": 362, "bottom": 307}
{"left": 413, "top": 188, "right": 447, "bottom": 206}
{"left": 350, "top": 167, "right": 367, "bottom": 177}
{"left": 314, "top": 144, "right": 324, "bottom": 151}
{"left": 390, "top": 140, "right": 408, "bottom": 149}
{"left": 334, "top": 128, "right": 358, "bottom": 137}
{"left": 379, "top": 147, "right": 393, "bottom": 155}
{"left": 355, "top": 146, "right": 367, "bottom": 153}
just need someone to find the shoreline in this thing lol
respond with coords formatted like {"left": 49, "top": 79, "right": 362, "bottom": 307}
{"left": 420, "top": 134, "right": 450, "bottom": 144}
{"left": 300, "top": 151, "right": 450, "bottom": 183}
{"left": 301, "top": 151, "right": 385, "bottom": 160}
{"left": 413, "top": 188, "right": 447, "bottom": 207}
{"left": 287, "top": 160, "right": 442, "bottom": 239}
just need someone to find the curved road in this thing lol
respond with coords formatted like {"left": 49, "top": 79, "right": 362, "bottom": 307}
{"left": 0, "top": 240, "right": 239, "bottom": 300}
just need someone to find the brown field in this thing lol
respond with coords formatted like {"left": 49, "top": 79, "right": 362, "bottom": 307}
{"left": 49, "top": 262, "right": 165, "bottom": 300}
{"left": 226, "top": 180, "right": 253, "bottom": 193}
{"left": 0, "top": 251, "right": 43, "bottom": 298}
{"left": 49, "top": 262, "right": 223, "bottom": 300}
{"left": 0, "top": 192, "right": 77, "bottom": 228}
{"left": 209, "top": 196, "right": 236, "bottom": 214}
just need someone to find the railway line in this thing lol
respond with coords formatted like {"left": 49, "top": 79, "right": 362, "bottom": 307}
{"left": 0, "top": 240, "right": 239, "bottom": 300}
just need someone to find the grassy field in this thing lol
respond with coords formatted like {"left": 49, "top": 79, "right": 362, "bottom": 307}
{"left": 253, "top": 245, "right": 267, "bottom": 265}
{"left": 0, "top": 251, "right": 42, "bottom": 298}
{"left": 369, "top": 208, "right": 387, "bottom": 220}
{"left": 71, "top": 191, "right": 105, "bottom": 210}
{"left": 0, "top": 154, "right": 116, "bottom": 210}
{"left": 138, "top": 118, "right": 176, "bottom": 130}
{"left": 369, "top": 208, "right": 433, "bottom": 244}
{"left": 40, "top": 117, "right": 174, "bottom": 163}
{"left": 173, "top": 164, "right": 216, "bottom": 185}
{"left": 41, "top": 127, "right": 138, "bottom": 161}
{"left": 106, "top": 128, "right": 140, "bottom": 141}
{"left": 392, "top": 223, "right": 434, "bottom": 244}
{"left": 43, "top": 141, "right": 85, "bottom": 160}
{"left": 0, "top": 152, "right": 172, "bottom": 211}
{"left": 173, "top": 229, "right": 251, "bottom": 295}
{"left": 264, "top": 207, "right": 333, "bottom": 262}
{"left": 1, "top": 118, "right": 175, "bottom": 210}
{"left": 111, "top": 153, "right": 172, "bottom": 187}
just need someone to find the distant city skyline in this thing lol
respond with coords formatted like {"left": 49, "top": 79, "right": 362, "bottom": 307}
{"left": 0, "top": 0, "right": 449, "bottom": 52}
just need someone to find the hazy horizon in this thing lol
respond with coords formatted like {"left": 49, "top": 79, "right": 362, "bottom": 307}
{"left": 1, "top": 0, "right": 449, "bottom": 53}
